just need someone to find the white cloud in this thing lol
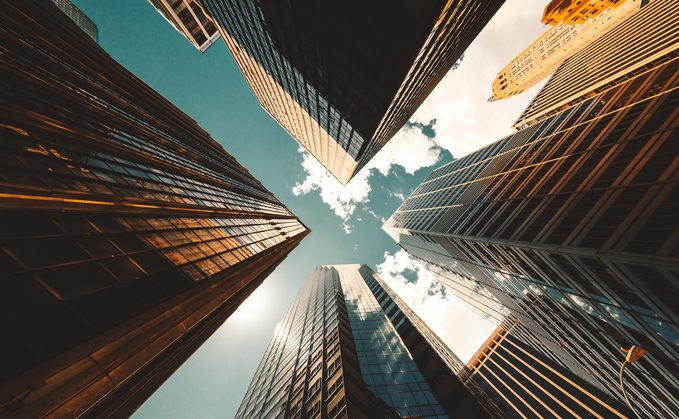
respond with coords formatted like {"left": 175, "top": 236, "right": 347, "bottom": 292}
{"left": 366, "top": 124, "right": 441, "bottom": 176}
{"left": 292, "top": 0, "right": 551, "bottom": 222}
{"left": 365, "top": 208, "right": 387, "bottom": 224}
{"left": 376, "top": 250, "right": 496, "bottom": 362}
{"left": 411, "top": 0, "right": 550, "bottom": 157}
{"left": 292, "top": 121, "right": 440, "bottom": 223}
{"left": 292, "top": 149, "right": 372, "bottom": 231}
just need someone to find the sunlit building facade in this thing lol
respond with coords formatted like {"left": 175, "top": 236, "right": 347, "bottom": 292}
{"left": 542, "top": 0, "right": 624, "bottom": 25}
{"left": 490, "top": 0, "right": 641, "bottom": 101}
{"left": 199, "top": 0, "right": 505, "bottom": 184}
{"left": 384, "top": 50, "right": 679, "bottom": 417}
{"left": 147, "top": 0, "right": 221, "bottom": 52}
{"left": 464, "top": 317, "right": 634, "bottom": 418}
{"left": 513, "top": 0, "right": 678, "bottom": 128}
{"left": 236, "top": 264, "right": 509, "bottom": 419}
{"left": 0, "top": 1, "right": 308, "bottom": 417}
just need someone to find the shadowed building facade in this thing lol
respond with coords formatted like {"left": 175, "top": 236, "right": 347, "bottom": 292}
{"left": 198, "top": 0, "right": 505, "bottom": 185}
{"left": 147, "top": 0, "right": 221, "bottom": 53}
{"left": 235, "top": 265, "right": 508, "bottom": 419}
{"left": 0, "top": 1, "right": 308, "bottom": 417}
{"left": 384, "top": 49, "right": 679, "bottom": 417}
{"left": 463, "top": 317, "right": 635, "bottom": 419}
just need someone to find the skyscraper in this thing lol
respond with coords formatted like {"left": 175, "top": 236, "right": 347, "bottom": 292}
{"left": 50, "top": 0, "right": 98, "bottom": 42}
{"left": 463, "top": 317, "right": 634, "bottom": 418}
{"left": 147, "top": 0, "right": 221, "bottom": 52}
{"left": 384, "top": 46, "right": 679, "bottom": 417}
{"left": 513, "top": 0, "right": 678, "bottom": 129}
{"left": 198, "top": 0, "right": 505, "bottom": 184}
{"left": 0, "top": 1, "right": 308, "bottom": 417}
{"left": 236, "top": 264, "right": 508, "bottom": 419}
{"left": 489, "top": 0, "right": 641, "bottom": 101}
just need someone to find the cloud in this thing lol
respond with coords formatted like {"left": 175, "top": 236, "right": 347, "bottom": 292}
{"left": 292, "top": 0, "right": 551, "bottom": 222}
{"left": 411, "top": 0, "right": 550, "bottom": 157}
{"left": 365, "top": 208, "right": 387, "bottom": 223}
{"left": 376, "top": 250, "right": 496, "bottom": 362}
{"left": 292, "top": 122, "right": 440, "bottom": 223}
{"left": 366, "top": 124, "right": 441, "bottom": 177}
{"left": 292, "top": 149, "right": 372, "bottom": 230}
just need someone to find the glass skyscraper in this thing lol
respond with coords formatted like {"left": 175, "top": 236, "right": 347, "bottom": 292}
{"left": 198, "top": 0, "right": 505, "bottom": 184}
{"left": 464, "top": 316, "right": 635, "bottom": 418}
{"left": 384, "top": 46, "right": 679, "bottom": 417}
{"left": 513, "top": 0, "right": 679, "bottom": 129}
{"left": 236, "top": 264, "right": 508, "bottom": 419}
{"left": 0, "top": 1, "right": 308, "bottom": 417}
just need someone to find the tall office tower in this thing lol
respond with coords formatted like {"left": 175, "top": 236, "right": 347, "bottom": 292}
{"left": 514, "top": 0, "right": 678, "bottom": 129}
{"left": 489, "top": 0, "right": 640, "bottom": 101}
{"left": 463, "top": 317, "right": 634, "bottom": 418}
{"left": 383, "top": 47, "right": 679, "bottom": 417}
{"left": 198, "top": 0, "right": 505, "bottom": 185}
{"left": 147, "top": 0, "right": 221, "bottom": 52}
{"left": 0, "top": 1, "right": 308, "bottom": 417}
{"left": 236, "top": 264, "right": 509, "bottom": 419}
{"left": 50, "top": 0, "right": 98, "bottom": 42}
{"left": 542, "top": 0, "right": 623, "bottom": 26}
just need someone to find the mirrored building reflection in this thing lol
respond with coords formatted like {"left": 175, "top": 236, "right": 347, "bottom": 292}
{"left": 384, "top": 32, "right": 679, "bottom": 417}
{"left": 198, "top": 0, "right": 505, "bottom": 185}
{"left": 463, "top": 316, "right": 635, "bottom": 418}
{"left": 50, "top": 0, "right": 98, "bottom": 42}
{"left": 0, "top": 1, "right": 308, "bottom": 417}
{"left": 236, "top": 265, "right": 509, "bottom": 419}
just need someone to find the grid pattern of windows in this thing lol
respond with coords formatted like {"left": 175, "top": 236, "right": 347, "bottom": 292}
{"left": 491, "top": 0, "right": 640, "bottom": 101}
{"left": 200, "top": 0, "right": 503, "bottom": 184}
{"left": 466, "top": 320, "right": 635, "bottom": 419}
{"left": 514, "top": 0, "right": 679, "bottom": 128}
{"left": 383, "top": 49, "right": 679, "bottom": 418}
{"left": 148, "top": 0, "right": 221, "bottom": 52}
{"left": 0, "top": 2, "right": 309, "bottom": 417}
{"left": 50, "top": 0, "right": 98, "bottom": 42}
{"left": 236, "top": 265, "right": 503, "bottom": 419}
{"left": 342, "top": 268, "right": 448, "bottom": 419}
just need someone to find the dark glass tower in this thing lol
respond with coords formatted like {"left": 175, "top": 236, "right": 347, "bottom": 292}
{"left": 0, "top": 1, "right": 308, "bottom": 417}
{"left": 384, "top": 49, "right": 679, "bottom": 417}
{"left": 236, "top": 264, "right": 509, "bottom": 419}
{"left": 463, "top": 316, "right": 635, "bottom": 418}
{"left": 199, "top": 0, "right": 505, "bottom": 184}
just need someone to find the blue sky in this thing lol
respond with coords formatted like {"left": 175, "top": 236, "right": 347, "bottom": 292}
{"left": 69, "top": 0, "right": 551, "bottom": 417}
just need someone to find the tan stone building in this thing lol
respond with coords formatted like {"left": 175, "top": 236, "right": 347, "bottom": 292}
{"left": 489, "top": 0, "right": 641, "bottom": 101}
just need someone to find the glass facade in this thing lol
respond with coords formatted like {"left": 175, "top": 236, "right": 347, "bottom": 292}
{"left": 199, "top": 0, "right": 504, "bottom": 184}
{"left": 0, "top": 2, "right": 308, "bottom": 418}
{"left": 491, "top": 0, "right": 641, "bottom": 101}
{"left": 148, "top": 0, "right": 221, "bottom": 52}
{"left": 384, "top": 49, "right": 679, "bottom": 417}
{"left": 465, "top": 317, "right": 635, "bottom": 419}
{"left": 513, "top": 0, "right": 679, "bottom": 128}
{"left": 236, "top": 264, "right": 507, "bottom": 419}
{"left": 50, "top": 0, "right": 98, "bottom": 42}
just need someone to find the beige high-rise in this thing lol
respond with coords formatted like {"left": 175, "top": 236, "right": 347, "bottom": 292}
{"left": 489, "top": 0, "right": 642, "bottom": 102}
